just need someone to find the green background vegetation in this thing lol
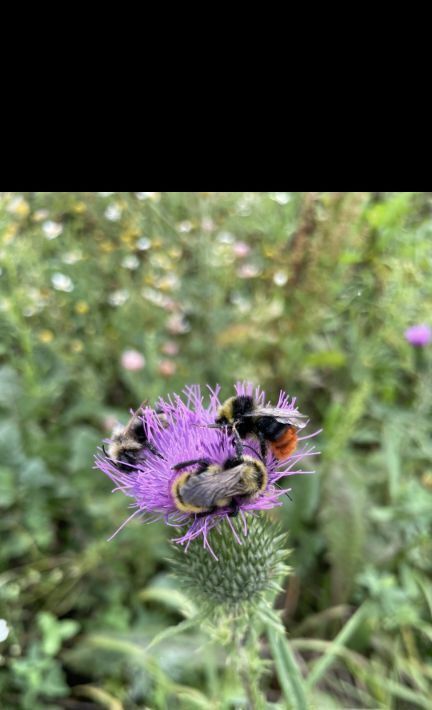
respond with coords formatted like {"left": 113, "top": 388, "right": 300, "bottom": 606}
{"left": 0, "top": 191, "right": 431, "bottom": 708}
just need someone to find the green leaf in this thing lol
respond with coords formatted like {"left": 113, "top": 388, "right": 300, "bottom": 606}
{"left": 383, "top": 422, "right": 401, "bottom": 501}
{"left": 38, "top": 612, "right": 79, "bottom": 656}
{"left": 145, "top": 616, "right": 201, "bottom": 652}
{"left": 306, "top": 603, "right": 368, "bottom": 689}
{"left": 0, "top": 366, "right": 21, "bottom": 409}
{"left": 139, "top": 585, "right": 197, "bottom": 618}
{"left": 267, "top": 626, "right": 309, "bottom": 710}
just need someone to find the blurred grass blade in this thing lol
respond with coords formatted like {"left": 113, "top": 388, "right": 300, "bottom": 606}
{"left": 267, "top": 626, "right": 309, "bottom": 710}
{"left": 256, "top": 606, "right": 285, "bottom": 634}
{"left": 74, "top": 684, "right": 123, "bottom": 710}
{"left": 171, "top": 684, "right": 212, "bottom": 709}
{"left": 413, "top": 573, "right": 432, "bottom": 618}
{"left": 379, "top": 678, "right": 431, "bottom": 709}
{"left": 145, "top": 616, "right": 200, "bottom": 651}
{"left": 383, "top": 423, "right": 401, "bottom": 501}
{"left": 139, "top": 586, "right": 197, "bottom": 618}
{"left": 306, "top": 603, "right": 367, "bottom": 689}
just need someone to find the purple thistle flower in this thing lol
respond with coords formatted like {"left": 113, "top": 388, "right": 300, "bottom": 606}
{"left": 404, "top": 324, "right": 432, "bottom": 347}
{"left": 95, "top": 383, "right": 320, "bottom": 558}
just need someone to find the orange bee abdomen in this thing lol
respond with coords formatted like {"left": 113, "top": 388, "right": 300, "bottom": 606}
{"left": 270, "top": 427, "right": 298, "bottom": 460}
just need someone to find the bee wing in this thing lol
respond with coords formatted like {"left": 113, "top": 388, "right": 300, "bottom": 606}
{"left": 181, "top": 466, "right": 246, "bottom": 508}
{"left": 242, "top": 407, "right": 308, "bottom": 428}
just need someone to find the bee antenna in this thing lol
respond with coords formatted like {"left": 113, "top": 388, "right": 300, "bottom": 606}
{"left": 102, "top": 445, "right": 108, "bottom": 457}
{"left": 240, "top": 441, "right": 265, "bottom": 462}
{"left": 275, "top": 483, "right": 293, "bottom": 502}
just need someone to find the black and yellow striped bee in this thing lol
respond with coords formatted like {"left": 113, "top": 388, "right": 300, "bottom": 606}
{"left": 105, "top": 400, "right": 166, "bottom": 473}
{"left": 171, "top": 454, "right": 268, "bottom": 515}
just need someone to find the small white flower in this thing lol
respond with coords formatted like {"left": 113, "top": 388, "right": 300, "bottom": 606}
{"left": 137, "top": 237, "right": 152, "bottom": 250}
{"left": 141, "top": 288, "right": 165, "bottom": 307}
{"left": 121, "top": 255, "right": 140, "bottom": 270}
{"left": 0, "top": 619, "right": 9, "bottom": 642}
{"left": 51, "top": 273, "right": 74, "bottom": 292}
{"left": 42, "top": 221, "right": 63, "bottom": 240}
{"left": 98, "top": 192, "right": 115, "bottom": 197}
{"left": 108, "top": 289, "right": 129, "bottom": 307}
{"left": 33, "top": 209, "right": 49, "bottom": 222}
{"left": 230, "top": 293, "right": 252, "bottom": 313}
{"left": 155, "top": 273, "right": 179, "bottom": 290}
{"left": 273, "top": 270, "right": 288, "bottom": 286}
{"left": 217, "top": 231, "right": 235, "bottom": 245}
{"left": 23, "top": 306, "right": 37, "bottom": 317}
{"left": 270, "top": 192, "right": 291, "bottom": 205}
{"left": 178, "top": 220, "right": 193, "bottom": 233}
{"left": 7, "top": 196, "right": 29, "bottom": 216}
{"left": 62, "top": 250, "right": 82, "bottom": 265}
{"left": 104, "top": 205, "right": 122, "bottom": 222}
{"left": 136, "top": 192, "right": 160, "bottom": 201}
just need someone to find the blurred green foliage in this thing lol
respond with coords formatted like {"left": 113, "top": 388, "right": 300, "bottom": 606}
{"left": 0, "top": 191, "right": 432, "bottom": 708}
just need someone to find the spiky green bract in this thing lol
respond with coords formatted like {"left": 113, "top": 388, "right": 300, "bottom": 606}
{"left": 169, "top": 514, "right": 290, "bottom": 627}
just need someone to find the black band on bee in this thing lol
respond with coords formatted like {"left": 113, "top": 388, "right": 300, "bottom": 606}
{"left": 222, "top": 456, "right": 242, "bottom": 470}
{"left": 172, "top": 458, "right": 211, "bottom": 472}
{"left": 255, "top": 467, "right": 264, "bottom": 490}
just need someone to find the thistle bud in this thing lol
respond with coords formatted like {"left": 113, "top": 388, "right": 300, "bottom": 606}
{"left": 170, "top": 514, "right": 290, "bottom": 621}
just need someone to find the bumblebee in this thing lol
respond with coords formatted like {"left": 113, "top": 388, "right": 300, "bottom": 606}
{"left": 171, "top": 454, "right": 268, "bottom": 515}
{"left": 214, "top": 395, "right": 307, "bottom": 460}
{"left": 105, "top": 400, "right": 166, "bottom": 473}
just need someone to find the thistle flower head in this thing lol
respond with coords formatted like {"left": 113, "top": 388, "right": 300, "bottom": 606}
{"left": 96, "top": 383, "right": 319, "bottom": 557}
{"left": 404, "top": 324, "right": 432, "bottom": 347}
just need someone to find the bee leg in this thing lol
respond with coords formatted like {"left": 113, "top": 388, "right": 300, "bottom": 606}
{"left": 231, "top": 423, "right": 244, "bottom": 458}
{"left": 196, "top": 507, "right": 216, "bottom": 518}
{"left": 172, "top": 458, "right": 211, "bottom": 472}
{"left": 258, "top": 431, "right": 267, "bottom": 459}
{"left": 102, "top": 445, "right": 118, "bottom": 467}
{"left": 228, "top": 501, "right": 240, "bottom": 517}
{"left": 145, "top": 441, "right": 162, "bottom": 458}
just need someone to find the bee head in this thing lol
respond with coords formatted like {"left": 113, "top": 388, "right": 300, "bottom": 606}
{"left": 216, "top": 396, "right": 236, "bottom": 425}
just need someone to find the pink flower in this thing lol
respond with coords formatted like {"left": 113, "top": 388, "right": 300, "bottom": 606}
{"left": 232, "top": 241, "right": 251, "bottom": 258}
{"left": 404, "top": 324, "right": 432, "bottom": 347}
{"left": 237, "top": 263, "right": 260, "bottom": 279}
{"left": 161, "top": 341, "right": 179, "bottom": 356}
{"left": 201, "top": 217, "right": 215, "bottom": 233}
{"left": 158, "top": 360, "right": 177, "bottom": 377}
{"left": 121, "top": 349, "right": 146, "bottom": 371}
{"left": 166, "top": 314, "right": 190, "bottom": 334}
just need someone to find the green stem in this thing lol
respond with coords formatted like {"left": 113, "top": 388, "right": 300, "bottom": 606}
{"left": 234, "top": 628, "right": 265, "bottom": 710}
{"left": 267, "top": 627, "right": 309, "bottom": 710}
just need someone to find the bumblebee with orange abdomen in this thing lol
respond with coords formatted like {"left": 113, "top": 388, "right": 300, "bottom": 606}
{"left": 214, "top": 394, "right": 307, "bottom": 460}
{"left": 171, "top": 454, "right": 268, "bottom": 515}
